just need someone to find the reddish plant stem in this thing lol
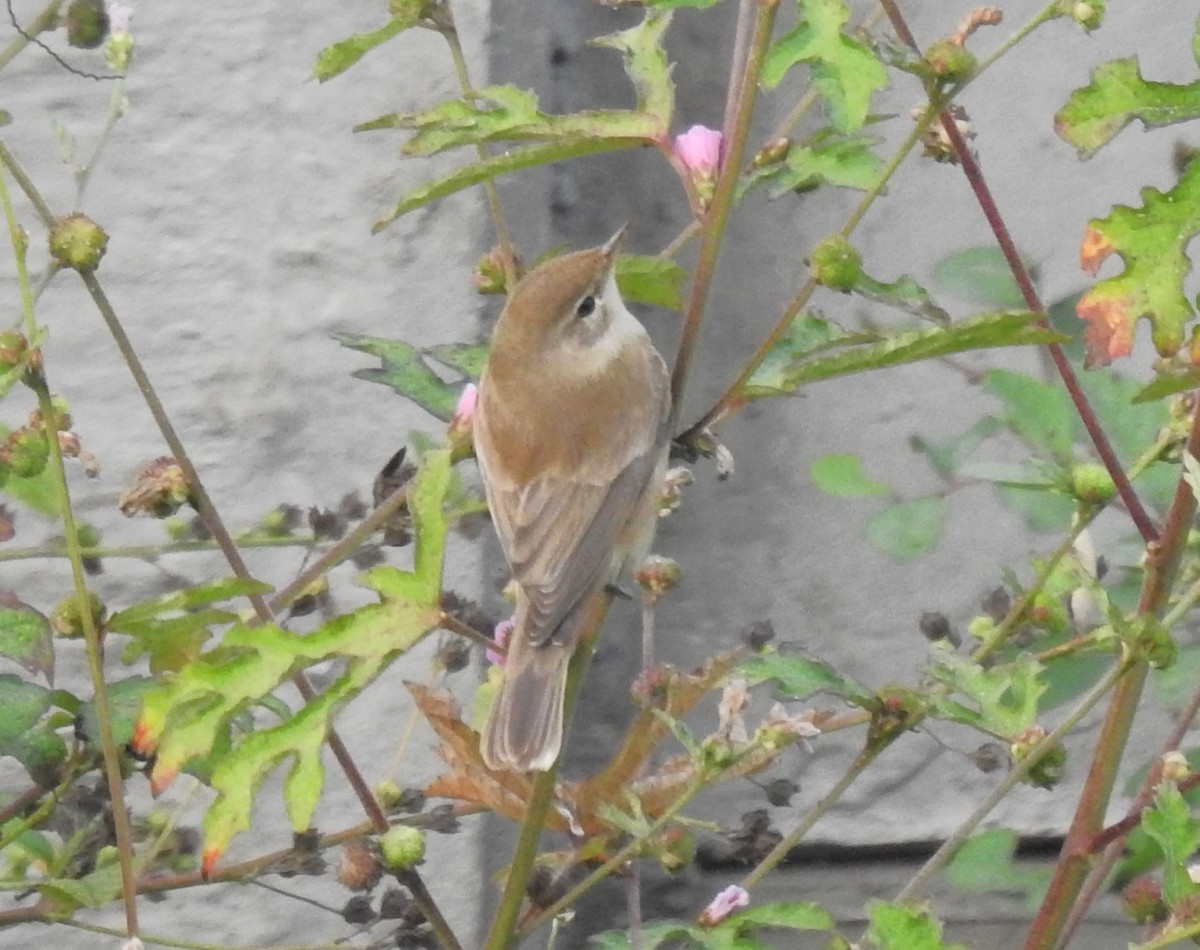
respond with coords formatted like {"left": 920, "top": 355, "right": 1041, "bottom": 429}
{"left": 878, "top": 0, "right": 1157, "bottom": 545}
{"left": 1058, "top": 677, "right": 1200, "bottom": 946}
{"left": 1022, "top": 403, "right": 1200, "bottom": 948}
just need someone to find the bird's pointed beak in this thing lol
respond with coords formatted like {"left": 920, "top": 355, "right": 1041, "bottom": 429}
{"left": 601, "top": 225, "right": 628, "bottom": 264}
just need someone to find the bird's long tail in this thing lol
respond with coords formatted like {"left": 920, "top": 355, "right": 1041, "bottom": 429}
{"left": 481, "top": 633, "right": 572, "bottom": 772}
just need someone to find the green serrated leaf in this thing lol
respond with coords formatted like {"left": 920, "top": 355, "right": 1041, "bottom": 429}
{"left": 136, "top": 451, "right": 451, "bottom": 868}
{"left": 1142, "top": 782, "right": 1200, "bottom": 909}
{"left": 78, "top": 676, "right": 155, "bottom": 749}
{"left": 739, "top": 132, "right": 882, "bottom": 198}
{"left": 738, "top": 650, "right": 875, "bottom": 707}
{"left": 359, "top": 84, "right": 662, "bottom": 153}
{"left": 929, "top": 652, "right": 1044, "bottom": 738}
{"left": 865, "top": 497, "right": 944, "bottom": 561}
{"left": 983, "top": 369, "right": 1075, "bottom": 461}
{"left": 761, "top": 0, "right": 888, "bottom": 133}
{"left": 1056, "top": 58, "right": 1200, "bottom": 160}
{"left": 741, "top": 312, "right": 1063, "bottom": 400}
{"left": 726, "top": 901, "right": 834, "bottom": 932}
{"left": 615, "top": 255, "right": 687, "bottom": 310}
{"left": 995, "top": 484, "right": 1075, "bottom": 533}
{"left": 866, "top": 901, "right": 967, "bottom": 950}
{"left": 931, "top": 247, "right": 1027, "bottom": 309}
{"left": 312, "top": 15, "right": 413, "bottom": 83}
{"left": 37, "top": 860, "right": 124, "bottom": 913}
{"left": 0, "top": 597, "right": 53, "bottom": 681}
{"left": 335, "top": 331, "right": 459, "bottom": 420}
{"left": 856, "top": 271, "right": 949, "bottom": 324}
{"left": 1077, "top": 156, "right": 1200, "bottom": 366}
{"left": 118, "top": 613, "right": 222, "bottom": 674}
{"left": 810, "top": 454, "right": 889, "bottom": 497}
{"left": 0, "top": 674, "right": 68, "bottom": 783}
{"left": 593, "top": 10, "right": 674, "bottom": 125}
{"left": 108, "top": 577, "right": 270, "bottom": 630}
{"left": 426, "top": 342, "right": 487, "bottom": 380}
{"left": 371, "top": 137, "right": 642, "bottom": 231}
{"left": 945, "top": 829, "right": 1051, "bottom": 906}
{"left": 1134, "top": 367, "right": 1200, "bottom": 403}
{"left": 362, "top": 449, "right": 450, "bottom": 605}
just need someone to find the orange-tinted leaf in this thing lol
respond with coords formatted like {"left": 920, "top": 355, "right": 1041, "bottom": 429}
{"left": 1076, "top": 158, "right": 1200, "bottom": 367}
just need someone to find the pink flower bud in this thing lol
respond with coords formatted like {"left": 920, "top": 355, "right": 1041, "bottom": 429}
{"left": 699, "top": 884, "right": 749, "bottom": 926}
{"left": 453, "top": 383, "right": 478, "bottom": 426}
{"left": 448, "top": 382, "right": 478, "bottom": 451}
{"left": 674, "top": 125, "right": 723, "bottom": 176}
{"left": 487, "top": 617, "right": 514, "bottom": 666}
{"left": 673, "top": 125, "right": 724, "bottom": 212}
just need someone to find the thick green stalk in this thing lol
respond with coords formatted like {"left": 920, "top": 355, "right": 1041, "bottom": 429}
{"left": 0, "top": 165, "right": 141, "bottom": 938}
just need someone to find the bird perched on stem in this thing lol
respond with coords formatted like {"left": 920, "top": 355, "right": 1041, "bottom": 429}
{"left": 475, "top": 229, "right": 671, "bottom": 772}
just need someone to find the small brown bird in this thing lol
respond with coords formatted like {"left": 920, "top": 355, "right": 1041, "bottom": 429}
{"left": 475, "top": 230, "right": 671, "bottom": 772}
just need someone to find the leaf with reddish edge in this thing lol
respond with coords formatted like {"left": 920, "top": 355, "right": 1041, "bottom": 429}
{"left": 1056, "top": 58, "right": 1200, "bottom": 161}
{"left": 135, "top": 450, "right": 452, "bottom": 873}
{"left": 1076, "top": 158, "right": 1200, "bottom": 367}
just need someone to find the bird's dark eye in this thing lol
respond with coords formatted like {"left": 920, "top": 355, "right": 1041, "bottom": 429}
{"left": 575, "top": 294, "right": 597, "bottom": 318}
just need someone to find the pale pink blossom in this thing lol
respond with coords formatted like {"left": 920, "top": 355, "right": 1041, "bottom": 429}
{"left": 448, "top": 382, "right": 478, "bottom": 447}
{"left": 453, "top": 383, "right": 478, "bottom": 426}
{"left": 674, "top": 125, "right": 724, "bottom": 176}
{"left": 487, "top": 617, "right": 514, "bottom": 666}
{"left": 699, "top": 884, "right": 750, "bottom": 926}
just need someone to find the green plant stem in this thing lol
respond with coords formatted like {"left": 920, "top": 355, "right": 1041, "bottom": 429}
{"left": 972, "top": 513, "right": 1093, "bottom": 664}
{"left": 1020, "top": 402, "right": 1200, "bottom": 948}
{"left": 0, "top": 535, "right": 331, "bottom": 563}
{"left": 739, "top": 745, "right": 878, "bottom": 890}
{"left": 894, "top": 655, "right": 1131, "bottom": 903}
{"left": 0, "top": 759, "right": 83, "bottom": 851}
{"left": 0, "top": 140, "right": 55, "bottom": 227}
{"left": 0, "top": 0, "right": 63, "bottom": 73}
{"left": 75, "top": 76, "right": 128, "bottom": 206}
{"left": 0, "top": 805, "right": 490, "bottom": 929}
{"left": 668, "top": 0, "right": 779, "bottom": 427}
{"left": 73, "top": 269, "right": 394, "bottom": 841}
{"left": 0, "top": 137, "right": 403, "bottom": 904}
{"left": 1, "top": 163, "right": 141, "bottom": 935}
{"left": 435, "top": 0, "right": 517, "bottom": 287}
{"left": 399, "top": 868, "right": 463, "bottom": 950}
{"left": 683, "top": 97, "right": 939, "bottom": 438}
{"left": 484, "top": 765, "right": 559, "bottom": 949}
{"left": 972, "top": 3, "right": 1062, "bottom": 76}
{"left": 36, "top": 376, "right": 143, "bottom": 936}
{"left": 517, "top": 775, "right": 709, "bottom": 938}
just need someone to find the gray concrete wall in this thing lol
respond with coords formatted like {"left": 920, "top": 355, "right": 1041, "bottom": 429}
{"left": 0, "top": 0, "right": 1194, "bottom": 947}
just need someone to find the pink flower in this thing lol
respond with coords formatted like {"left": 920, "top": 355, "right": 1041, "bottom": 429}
{"left": 699, "top": 884, "right": 750, "bottom": 926}
{"left": 674, "top": 125, "right": 724, "bottom": 176}
{"left": 453, "top": 383, "right": 478, "bottom": 426}
{"left": 448, "top": 382, "right": 478, "bottom": 449}
{"left": 487, "top": 617, "right": 514, "bottom": 666}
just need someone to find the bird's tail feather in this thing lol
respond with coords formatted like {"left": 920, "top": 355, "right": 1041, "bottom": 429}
{"left": 481, "top": 639, "right": 571, "bottom": 772}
